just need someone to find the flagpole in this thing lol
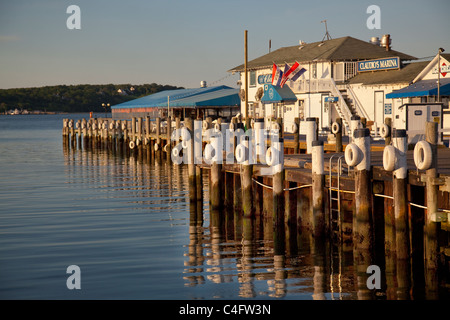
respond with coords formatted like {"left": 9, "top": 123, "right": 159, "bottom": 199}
{"left": 244, "top": 30, "right": 249, "bottom": 120}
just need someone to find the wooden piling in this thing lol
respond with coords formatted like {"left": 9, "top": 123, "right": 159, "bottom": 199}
{"left": 272, "top": 138, "right": 284, "bottom": 228}
{"left": 354, "top": 128, "right": 373, "bottom": 252}
{"left": 185, "top": 117, "right": 196, "bottom": 202}
{"left": 311, "top": 140, "right": 325, "bottom": 237}
{"left": 241, "top": 135, "right": 253, "bottom": 218}
{"left": 335, "top": 117, "right": 343, "bottom": 153}
{"left": 424, "top": 121, "right": 440, "bottom": 295}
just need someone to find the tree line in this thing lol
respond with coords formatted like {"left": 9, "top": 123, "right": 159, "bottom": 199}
{"left": 0, "top": 83, "right": 183, "bottom": 113}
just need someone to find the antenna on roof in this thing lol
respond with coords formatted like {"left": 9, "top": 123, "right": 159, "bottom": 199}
{"left": 321, "top": 20, "right": 332, "bottom": 41}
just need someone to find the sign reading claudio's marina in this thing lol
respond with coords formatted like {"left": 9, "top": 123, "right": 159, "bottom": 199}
{"left": 357, "top": 57, "right": 400, "bottom": 72}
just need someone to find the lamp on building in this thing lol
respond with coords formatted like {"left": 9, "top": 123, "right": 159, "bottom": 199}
{"left": 102, "top": 103, "right": 110, "bottom": 118}
{"left": 438, "top": 48, "right": 445, "bottom": 102}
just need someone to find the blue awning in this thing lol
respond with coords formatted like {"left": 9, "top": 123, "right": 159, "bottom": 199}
{"left": 261, "top": 84, "right": 297, "bottom": 103}
{"left": 386, "top": 78, "right": 450, "bottom": 99}
{"left": 111, "top": 85, "right": 239, "bottom": 109}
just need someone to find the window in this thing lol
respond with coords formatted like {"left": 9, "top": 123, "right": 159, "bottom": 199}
{"left": 249, "top": 71, "right": 256, "bottom": 87}
{"left": 344, "top": 62, "right": 357, "bottom": 80}
{"left": 312, "top": 63, "right": 317, "bottom": 79}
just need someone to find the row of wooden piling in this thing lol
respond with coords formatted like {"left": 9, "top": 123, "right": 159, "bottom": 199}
{"left": 62, "top": 115, "right": 450, "bottom": 297}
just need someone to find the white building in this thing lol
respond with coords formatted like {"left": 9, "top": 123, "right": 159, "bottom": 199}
{"left": 229, "top": 35, "right": 450, "bottom": 136}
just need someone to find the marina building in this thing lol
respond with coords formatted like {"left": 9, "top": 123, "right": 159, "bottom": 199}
{"left": 111, "top": 84, "right": 240, "bottom": 120}
{"left": 229, "top": 35, "right": 450, "bottom": 137}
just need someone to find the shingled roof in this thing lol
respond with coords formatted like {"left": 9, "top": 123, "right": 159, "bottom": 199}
{"left": 229, "top": 36, "right": 417, "bottom": 72}
{"left": 347, "top": 61, "right": 429, "bottom": 85}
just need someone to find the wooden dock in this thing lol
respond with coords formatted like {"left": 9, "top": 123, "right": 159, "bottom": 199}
{"left": 62, "top": 115, "right": 450, "bottom": 297}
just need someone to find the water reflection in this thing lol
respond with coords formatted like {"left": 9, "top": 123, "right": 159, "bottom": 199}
{"left": 61, "top": 138, "right": 449, "bottom": 300}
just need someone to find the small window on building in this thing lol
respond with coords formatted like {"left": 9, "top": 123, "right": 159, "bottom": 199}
{"left": 312, "top": 63, "right": 317, "bottom": 79}
{"left": 250, "top": 71, "right": 256, "bottom": 87}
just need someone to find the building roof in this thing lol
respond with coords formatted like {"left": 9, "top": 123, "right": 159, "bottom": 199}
{"left": 111, "top": 85, "right": 240, "bottom": 109}
{"left": 229, "top": 36, "right": 417, "bottom": 72}
{"left": 347, "top": 61, "right": 429, "bottom": 85}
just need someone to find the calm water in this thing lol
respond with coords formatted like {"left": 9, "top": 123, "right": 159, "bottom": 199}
{"left": 0, "top": 114, "right": 446, "bottom": 300}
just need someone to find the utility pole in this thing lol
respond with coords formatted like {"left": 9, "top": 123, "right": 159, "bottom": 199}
{"left": 244, "top": 30, "right": 249, "bottom": 120}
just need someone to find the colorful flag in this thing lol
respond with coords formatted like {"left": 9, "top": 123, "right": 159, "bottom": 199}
{"left": 289, "top": 64, "right": 306, "bottom": 82}
{"left": 280, "top": 62, "right": 299, "bottom": 87}
{"left": 271, "top": 63, "right": 283, "bottom": 87}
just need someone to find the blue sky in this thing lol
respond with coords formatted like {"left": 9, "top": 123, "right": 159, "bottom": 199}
{"left": 1, "top": 0, "right": 449, "bottom": 89}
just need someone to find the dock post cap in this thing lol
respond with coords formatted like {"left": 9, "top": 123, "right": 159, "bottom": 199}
{"left": 312, "top": 140, "right": 324, "bottom": 146}
{"left": 354, "top": 128, "right": 370, "bottom": 138}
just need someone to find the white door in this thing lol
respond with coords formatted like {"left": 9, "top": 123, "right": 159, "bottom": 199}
{"left": 321, "top": 94, "right": 330, "bottom": 130}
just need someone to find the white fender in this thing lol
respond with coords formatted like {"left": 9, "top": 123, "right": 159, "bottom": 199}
{"left": 75, "top": 121, "right": 80, "bottom": 129}
{"left": 163, "top": 143, "right": 169, "bottom": 152}
{"left": 101, "top": 122, "right": 106, "bottom": 130}
{"left": 135, "top": 138, "right": 140, "bottom": 146}
{"left": 204, "top": 144, "right": 215, "bottom": 161}
{"left": 68, "top": 120, "right": 73, "bottom": 128}
{"left": 172, "top": 144, "right": 182, "bottom": 158}
{"left": 291, "top": 122, "right": 298, "bottom": 133}
{"left": 109, "top": 122, "right": 114, "bottom": 130}
{"left": 214, "top": 123, "right": 221, "bottom": 132}
{"left": 380, "top": 124, "right": 390, "bottom": 138}
{"left": 345, "top": 143, "right": 362, "bottom": 167}
{"left": 331, "top": 122, "right": 340, "bottom": 134}
{"left": 414, "top": 140, "right": 432, "bottom": 170}
{"left": 235, "top": 144, "right": 248, "bottom": 163}
{"left": 383, "top": 145, "right": 396, "bottom": 171}
{"left": 266, "top": 147, "right": 274, "bottom": 166}
{"left": 154, "top": 142, "right": 159, "bottom": 152}
{"left": 271, "top": 122, "right": 280, "bottom": 134}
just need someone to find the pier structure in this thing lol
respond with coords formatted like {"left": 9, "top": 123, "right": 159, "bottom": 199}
{"left": 62, "top": 115, "right": 450, "bottom": 297}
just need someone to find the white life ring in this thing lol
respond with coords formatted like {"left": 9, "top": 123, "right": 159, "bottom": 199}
{"left": 163, "top": 143, "right": 169, "bottom": 152}
{"left": 68, "top": 120, "right": 73, "bottom": 128}
{"left": 172, "top": 144, "right": 182, "bottom": 158}
{"left": 291, "top": 122, "right": 298, "bottom": 133}
{"left": 202, "top": 121, "right": 209, "bottom": 130}
{"left": 235, "top": 144, "right": 248, "bottom": 163}
{"left": 129, "top": 140, "right": 135, "bottom": 149}
{"left": 344, "top": 143, "right": 362, "bottom": 167}
{"left": 414, "top": 140, "right": 432, "bottom": 170}
{"left": 271, "top": 122, "right": 280, "bottom": 134}
{"left": 109, "top": 122, "right": 114, "bottom": 130}
{"left": 331, "top": 122, "right": 340, "bottom": 134}
{"left": 380, "top": 124, "right": 390, "bottom": 138}
{"left": 383, "top": 145, "right": 396, "bottom": 171}
{"left": 75, "top": 121, "right": 80, "bottom": 129}
{"left": 266, "top": 147, "right": 274, "bottom": 166}
{"left": 204, "top": 144, "right": 215, "bottom": 161}
{"left": 154, "top": 142, "right": 159, "bottom": 152}
{"left": 121, "top": 122, "right": 127, "bottom": 130}
{"left": 214, "top": 123, "right": 221, "bottom": 132}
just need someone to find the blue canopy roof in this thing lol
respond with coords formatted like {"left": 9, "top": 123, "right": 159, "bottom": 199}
{"left": 261, "top": 84, "right": 297, "bottom": 103}
{"left": 386, "top": 78, "right": 450, "bottom": 99}
{"left": 111, "top": 85, "right": 239, "bottom": 109}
